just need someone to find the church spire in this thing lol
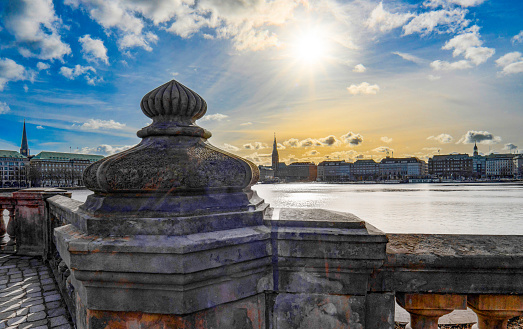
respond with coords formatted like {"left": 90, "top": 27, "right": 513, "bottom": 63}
{"left": 473, "top": 141, "right": 478, "bottom": 156}
{"left": 20, "top": 120, "right": 29, "bottom": 157}
{"left": 272, "top": 133, "right": 279, "bottom": 173}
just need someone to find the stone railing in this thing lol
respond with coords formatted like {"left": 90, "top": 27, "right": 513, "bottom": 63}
{"left": 0, "top": 188, "right": 70, "bottom": 254}
{"left": 376, "top": 234, "right": 523, "bottom": 329}
{"left": 4, "top": 79, "right": 523, "bottom": 329}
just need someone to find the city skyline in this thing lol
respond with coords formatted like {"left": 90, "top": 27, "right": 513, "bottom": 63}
{"left": 1, "top": 0, "right": 522, "bottom": 166}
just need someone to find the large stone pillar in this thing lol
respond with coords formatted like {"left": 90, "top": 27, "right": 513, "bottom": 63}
{"left": 55, "top": 80, "right": 270, "bottom": 329}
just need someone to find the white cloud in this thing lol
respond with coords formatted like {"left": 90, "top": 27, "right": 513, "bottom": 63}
{"left": 319, "top": 135, "right": 342, "bottom": 147}
{"left": 392, "top": 51, "right": 424, "bottom": 64}
{"left": 513, "top": 31, "right": 523, "bottom": 44}
{"left": 0, "top": 58, "right": 33, "bottom": 91}
{"left": 23, "top": 84, "right": 28, "bottom": 92}
{"left": 282, "top": 136, "right": 340, "bottom": 148}
{"left": 366, "top": 2, "right": 414, "bottom": 32}
{"left": 66, "top": 0, "right": 301, "bottom": 52}
{"left": 347, "top": 82, "right": 380, "bottom": 95}
{"left": 60, "top": 65, "right": 95, "bottom": 79}
{"left": 240, "top": 122, "right": 253, "bottom": 126}
{"left": 76, "top": 119, "right": 126, "bottom": 130}
{"left": 503, "top": 143, "right": 518, "bottom": 151}
{"left": 79, "top": 35, "right": 109, "bottom": 64}
{"left": 427, "top": 133, "right": 454, "bottom": 143}
{"left": 430, "top": 59, "right": 472, "bottom": 71}
{"left": 243, "top": 142, "right": 268, "bottom": 150}
{"left": 36, "top": 125, "right": 44, "bottom": 129}
{"left": 341, "top": 132, "right": 364, "bottom": 146}
{"left": 59, "top": 65, "right": 103, "bottom": 85}
{"left": 223, "top": 143, "right": 239, "bottom": 152}
{"left": 199, "top": 113, "right": 228, "bottom": 122}
{"left": 296, "top": 138, "right": 322, "bottom": 148}
{"left": 283, "top": 138, "right": 300, "bottom": 148}
{"left": 373, "top": 146, "right": 394, "bottom": 153}
{"left": 428, "top": 74, "right": 441, "bottom": 80}
{"left": 76, "top": 144, "right": 133, "bottom": 156}
{"left": 424, "top": 0, "right": 486, "bottom": 8}
{"left": 0, "top": 102, "right": 11, "bottom": 114}
{"left": 496, "top": 52, "right": 522, "bottom": 68}
{"left": 441, "top": 26, "right": 494, "bottom": 65}
{"left": 36, "top": 62, "right": 50, "bottom": 71}
{"left": 457, "top": 131, "right": 501, "bottom": 144}
{"left": 381, "top": 136, "right": 393, "bottom": 143}
{"left": 244, "top": 151, "right": 271, "bottom": 165}
{"left": 119, "top": 32, "right": 158, "bottom": 51}
{"left": 3, "top": 0, "right": 71, "bottom": 60}
{"left": 304, "top": 150, "right": 320, "bottom": 157}
{"left": 353, "top": 64, "right": 366, "bottom": 73}
{"left": 403, "top": 8, "right": 469, "bottom": 36}
{"left": 495, "top": 52, "right": 523, "bottom": 75}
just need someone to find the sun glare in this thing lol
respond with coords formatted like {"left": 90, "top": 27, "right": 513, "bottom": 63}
{"left": 292, "top": 29, "right": 329, "bottom": 65}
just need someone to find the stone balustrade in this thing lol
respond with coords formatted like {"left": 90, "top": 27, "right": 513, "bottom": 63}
{"left": 2, "top": 79, "right": 523, "bottom": 329}
{"left": 379, "top": 234, "right": 523, "bottom": 329}
{"left": 0, "top": 193, "right": 16, "bottom": 248}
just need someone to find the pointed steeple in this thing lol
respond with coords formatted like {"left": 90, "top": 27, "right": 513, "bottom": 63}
{"left": 20, "top": 120, "right": 29, "bottom": 157}
{"left": 473, "top": 141, "right": 478, "bottom": 156}
{"left": 272, "top": 133, "right": 279, "bottom": 172}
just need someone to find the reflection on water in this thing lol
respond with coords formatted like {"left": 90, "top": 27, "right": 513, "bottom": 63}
{"left": 70, "top": 182, "right": 523, "bottom": 234}
{"left": 251, "top": 183, "right": 523, "bottom": 235}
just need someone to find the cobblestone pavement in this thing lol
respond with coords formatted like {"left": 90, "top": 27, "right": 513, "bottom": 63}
{"left": 0, "top": 254, "right": 73, "bottom": 329}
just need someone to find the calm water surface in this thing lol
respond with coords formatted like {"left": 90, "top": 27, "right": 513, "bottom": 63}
{"left": 70, "top": 182, "right": 523, "bottom": 234}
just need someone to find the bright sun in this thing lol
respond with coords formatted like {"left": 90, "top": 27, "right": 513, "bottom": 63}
{"left": 292, "top": 29, "right": 329, "bottom": 65}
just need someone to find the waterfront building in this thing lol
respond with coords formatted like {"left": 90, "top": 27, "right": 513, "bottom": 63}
{"left": 352, "top": 159, "right": 379, "bottom": 180}
{"left": 0, "top": 150, "right": 28, "bottom": 188}
{"left": 28, "top": 152, "right": 103, "bottom": 187}
{"left": 471, "top": 142, "right": 486, "bottom": 178}
{"left": 428, "top": 154, "right": 473, "bottom": 179}
{"left": 379, "top": 157, "right": 426, "bottom": 180}
{"left": 485, "top": 153, "right": 518, "bottom": 178}
{"left": 277, "top": 162, "right": 317, "bottom": 182}
{"left": 258, "top": 165, "right": 275, "bottom": 182}
{"left": 317, "top": 160, "right": 352, "bottom": 182}
{"left": 515, "top": 155, "right": 523, "bottom": 178}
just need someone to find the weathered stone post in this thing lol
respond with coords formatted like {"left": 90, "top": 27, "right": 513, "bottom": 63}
{"left": 54, "top": 79, "right": 390, "bottom": 329}
{"left": 55, "top": 80, "right": 270, "bottom": 328}
{"left": 8, "top": 188, "right": 70, "bottom": 255}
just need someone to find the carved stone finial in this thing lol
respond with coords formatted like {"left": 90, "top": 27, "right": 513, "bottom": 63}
{"left": 81, "top": 79, "right": 261, "bottom": 218}
{"left": 137, "top": 80, "right": 211, "bottom": 139}
{"left": 140, "top": 80, "right": 207, "bottom": 122}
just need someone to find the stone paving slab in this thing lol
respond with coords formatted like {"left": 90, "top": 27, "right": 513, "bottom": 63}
{"left": 0, "top": 254, "right": 73, "bottom": 329}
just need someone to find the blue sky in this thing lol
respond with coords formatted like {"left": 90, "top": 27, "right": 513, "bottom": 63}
{"left": 0, "top": 0, "right": 522, "bottom": 165}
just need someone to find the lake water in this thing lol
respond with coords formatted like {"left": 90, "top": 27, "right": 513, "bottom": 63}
{"left": 70, "top": 182, "right": 523, "bottom": 235}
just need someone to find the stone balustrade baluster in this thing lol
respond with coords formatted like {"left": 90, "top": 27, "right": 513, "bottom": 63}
{"left": 397, "top": 293, "right": 467, "bottom": 329}
{"left": 6, "top": 207, "right": 16, "bottom": 246}
{"left": 468, "top": 294, "right": 523, "bottom": 329}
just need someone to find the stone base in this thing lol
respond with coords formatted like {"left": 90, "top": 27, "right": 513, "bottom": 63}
{"left": 77, "top": 294, "right": 266, "bottom": 329}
